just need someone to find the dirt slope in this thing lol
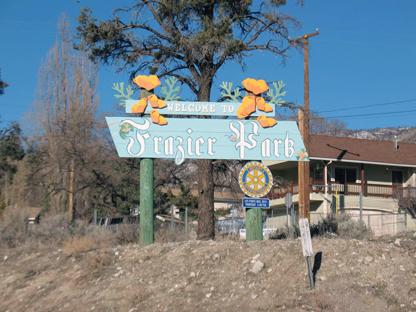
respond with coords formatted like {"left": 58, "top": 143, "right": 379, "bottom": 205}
{"left": 1, "top": 236, "right": 416, "bottom": 312}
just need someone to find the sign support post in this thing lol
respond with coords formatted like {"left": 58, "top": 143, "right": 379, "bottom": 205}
{"left": 306, "top": 256, "right": 314, "bottom": 289}
{"left": 246, "top": 208, "right": 263, "bottom": 241}
{"left": 140, "top": 158, "right": 154, "bottom": 245}
{"left": 239, "top": 162, "right": 272, "bottom": 241}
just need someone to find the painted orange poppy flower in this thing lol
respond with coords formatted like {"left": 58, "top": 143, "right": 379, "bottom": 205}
{"left": 255, "top": 97, "right": 273, "bottom": 112}
{"left": 257, "top": 115, "right": 277, "bottom": 128}
{"left": 133, "top": 75, "right": 161, "bottom": 91}
{"left": 148, "top": 94, "right": 166, "bottom": 109}
{"left": 150, "top": 110, "right": 168, "bottom": 126}
{"left": 242, "top": 78, "right": 269, "bottom": 95}
{"left": 131, "top": 98, "right": 148, "bottom": 114}
{"left": 237, "top": 95, "right": 257, "bottom": 118}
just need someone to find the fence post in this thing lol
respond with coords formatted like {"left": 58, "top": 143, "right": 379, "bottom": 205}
{"left": 185, "top": 206, "right": 188, "bottom": 238}
{"left": 170, "top": 205, "right": 174, "bottom": 231}
{"left": 405, "top": 211, "right": 408, "bottom": 228}
{"left": 93, "top": 208, "right": 97, "bottom": 225}
{"left": 381, "top": 214, "right": 384, "bottom": 235}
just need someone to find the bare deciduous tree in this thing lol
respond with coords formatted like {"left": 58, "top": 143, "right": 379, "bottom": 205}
{"left": 33, "top": 17, "right": 98, "bottom": 222}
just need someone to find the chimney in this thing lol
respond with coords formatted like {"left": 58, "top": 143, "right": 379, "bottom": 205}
{"left": 394, "top": 135, "right": 399, "bottom": 151}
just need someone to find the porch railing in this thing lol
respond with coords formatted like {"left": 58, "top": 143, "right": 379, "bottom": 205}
{"left": 268, "top": 180, "right": 405, "bottom": 200}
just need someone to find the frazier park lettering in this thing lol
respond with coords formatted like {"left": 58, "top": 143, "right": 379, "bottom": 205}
{"left": 106, "top": 117, "right": 307, "bottom": 165}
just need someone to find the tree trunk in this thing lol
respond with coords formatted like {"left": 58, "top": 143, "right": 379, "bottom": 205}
{"left": 197, "top": 159, "right": 215, "bottom": 239}
{"left": 196, "top": 78, "right": 215, "bottom": 240}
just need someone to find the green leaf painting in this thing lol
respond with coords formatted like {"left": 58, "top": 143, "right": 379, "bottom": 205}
{"left": 113, "top": 82, "right": 134, "bottom": 107}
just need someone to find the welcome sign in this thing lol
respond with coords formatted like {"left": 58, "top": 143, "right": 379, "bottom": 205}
{"left": 125, "top": 100, "right": 275, "bottom": 117}
{"left": 109, "top": 75, "right": 308, "bottom": 164}
{"left": 106, "top": 115, "right": 307, "bottom": 165}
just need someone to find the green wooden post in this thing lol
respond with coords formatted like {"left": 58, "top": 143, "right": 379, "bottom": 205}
{"left": 246, "top": 208, "right": 263, "bottom": 241}
{"left": 140, "top": 158, "right": 154, "bottom": 245}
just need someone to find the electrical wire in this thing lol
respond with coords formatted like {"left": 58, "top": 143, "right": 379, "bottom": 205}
{"left": 311, "top": 108, "right": 416, "bottom": 120}
{"left": 316, "top": 98, "right": 416, "bottom": 114}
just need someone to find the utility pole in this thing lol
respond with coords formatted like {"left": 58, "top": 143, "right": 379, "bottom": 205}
{"left": 292, "top": 29, "right": 319, "bottom": 220}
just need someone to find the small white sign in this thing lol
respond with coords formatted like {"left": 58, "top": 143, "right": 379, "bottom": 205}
{"left": 299, "top": 218, "right": 313, "bottom": 257}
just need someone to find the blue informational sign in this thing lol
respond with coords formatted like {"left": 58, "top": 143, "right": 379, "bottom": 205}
{"left": 242, "top": 198, "right": 270, "bottom": 209}
{"left": 106, "top": 117, "right": 307, "bottom": 165}
{"left": 125, "top": 100, "right": 276, "bottom": 117}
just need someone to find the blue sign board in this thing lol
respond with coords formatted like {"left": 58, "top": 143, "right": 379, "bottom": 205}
{"left": 242, "top": 198, "right": 270, "bottom": 209}
{"left": 125, "top": 100, "right": 276, "bottom": 117}
{"left": 106, "top": 117, "right": 307, "bottom": 165}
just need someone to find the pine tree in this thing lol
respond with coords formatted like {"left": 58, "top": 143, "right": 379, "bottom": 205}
{"left": 77, "top": 0, "right": 299, "bottom": 239}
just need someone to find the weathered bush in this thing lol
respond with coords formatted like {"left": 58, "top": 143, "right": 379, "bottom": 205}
{"left": 63, "top": 228, "right": 115, "bottom": 256}
{"left": 0, "top": 207, "right": 28, "bottom": 247}
{"left": 270, "top": 214, "right": 371, "bottom": 240}
{"left": 336, "top": 214, "right": 371, "bottom": 239}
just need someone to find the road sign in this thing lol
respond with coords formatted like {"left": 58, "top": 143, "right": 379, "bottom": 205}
{"left": 242, "top": 197, "right": 270, "bottom": 209}
{"left": 125, "top": 100, "right": 276, "bottom": 117}
{"left": 106, "top": 117, "right": 307, "bottom": 165}
{"left": 299, "top": 218, "right": 313, "bottom": 257}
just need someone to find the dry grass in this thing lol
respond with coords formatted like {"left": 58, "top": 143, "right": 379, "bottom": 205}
{"left": 115, "top": 224, "right": 138, "bottom": 244}
{"left": 85, "top": 249, "right": 114, "bottom": 272}
{"left": 63, "top": 236, "right": 97, "bottom": 256}
{"left": 63, "top": 228, "right": 115, "bottom": 256}
{"left": 313, "top": 292, "right": 334, "bottom": 311}
{"left": 155, "top": 224, "right": 189, "bottom": 243}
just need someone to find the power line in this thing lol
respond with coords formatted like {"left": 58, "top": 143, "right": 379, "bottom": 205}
{"left": 316, "top": 98, "right": 416, "bottom": 114}
{"left": 311, "top": 108, "right": 416, "bottom": 120}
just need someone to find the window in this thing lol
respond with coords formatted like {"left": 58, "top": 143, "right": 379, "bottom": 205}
{"left": 311, "top": 162, "right": 324, "bottom": 181}
{"left": 392, "top": 171, "right": 403, "bottom": 185}
{"left": 334, "top": 167, "right": 357, "bottom": 184}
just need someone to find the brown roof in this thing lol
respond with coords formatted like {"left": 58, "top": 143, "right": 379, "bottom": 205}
{"left": 309, "top": 135, "right": 416, "bottom": 167}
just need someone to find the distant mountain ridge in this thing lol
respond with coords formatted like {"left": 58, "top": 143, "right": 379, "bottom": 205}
{"left": 347, "top": 127, "right": 416, "bottom": 143}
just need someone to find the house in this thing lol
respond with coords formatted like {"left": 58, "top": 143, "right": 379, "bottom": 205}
{"left": 264, "top": 134, "right": 416, "bottom": 235}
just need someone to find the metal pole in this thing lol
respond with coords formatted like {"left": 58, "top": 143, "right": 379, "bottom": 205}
{"left": 306, "top": 256, "right": 315, "bottom": 289}
{"left": 359, "top": 191, "right": 363, "bottom": 222}
{"left": 170, "top": 205, "right": 174, "bottom": 231}
{"left": 140, "top": 158, "right": 154, "bottom": 245}
{"left": 286, "top": 203, "right": 290, "bottom": 229}
{"left": 246, "top": 208, "right": 263, "bottom": 241}
{"left": 93, "top": 208, "right": 97, "bottom": 225}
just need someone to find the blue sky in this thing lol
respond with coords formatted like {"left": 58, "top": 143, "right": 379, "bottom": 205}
{"left": 1, "top": 0, "right": 416, "bottom": 131}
